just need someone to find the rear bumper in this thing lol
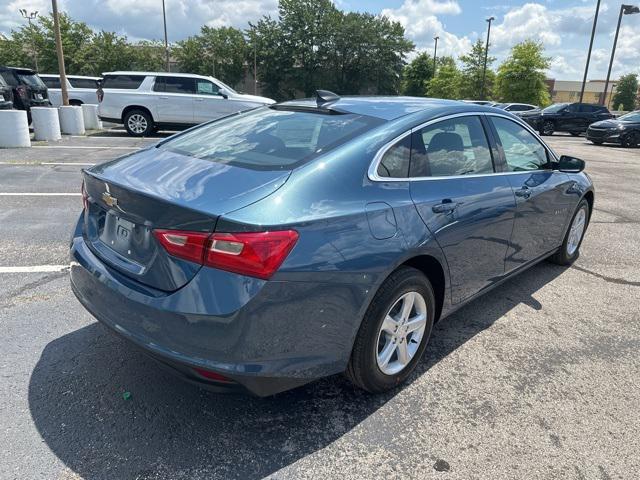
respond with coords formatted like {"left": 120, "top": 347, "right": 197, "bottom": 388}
{"left": 69, "top": 220, "right": 369, "bottom": 396}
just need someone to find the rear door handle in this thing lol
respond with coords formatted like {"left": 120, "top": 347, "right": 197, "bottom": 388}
{"left": 195, "top": 98, "right": 204, "bottom": 102}
{"left": 159, "top": 96, "right": 169, "bottom": 99}
{"left": 432, "top": 200, "right": 460, "bottom": 214}
{"left": 515, "top": 186, "right": 531, "bottom": 199}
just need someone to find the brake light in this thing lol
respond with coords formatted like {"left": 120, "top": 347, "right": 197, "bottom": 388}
{"left": 16, "top": 85, "right": 28, "bottom": 99}
{"left": 81, "top": 181, "right": 88, "bottom": 211}
{"left": 193, "top": 367, "right": 234, "bottom": 383}
{"left": 97, "top": 88, "right": 104, "bottom": 103}
{"left": 153, "top": 230, "right": 209, "bottom": 264}
{"left": 152, "top": 229, "right": 299, "bottom": 280}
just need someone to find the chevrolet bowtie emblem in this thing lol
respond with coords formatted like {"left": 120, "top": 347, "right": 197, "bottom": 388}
{"left": 102, "top": 191, "right": 118, "bottom": 207}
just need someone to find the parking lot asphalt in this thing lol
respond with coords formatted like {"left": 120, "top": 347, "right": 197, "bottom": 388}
{"left": 1, "top": 130, "right": 639, "bottom": 480}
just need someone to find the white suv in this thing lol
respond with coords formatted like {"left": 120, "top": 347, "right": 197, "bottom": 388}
{"left": 97, "top": 71, "right": 275, "bottom": 136}
{"left": 40, "top": 74, "right": 101, "bottom": 107}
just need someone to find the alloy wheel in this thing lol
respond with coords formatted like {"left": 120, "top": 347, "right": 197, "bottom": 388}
{"left": 567, "top": 206, "right": 587, "bottom": 256}
{"left": 127, "top": 114, "right": 148, "bottom": 134}
{"left": 376, "top": 291, "right": 428, "bottom": 376}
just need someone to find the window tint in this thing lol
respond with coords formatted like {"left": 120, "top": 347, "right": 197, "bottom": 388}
{"left": 161, "top": 107, "right": 382, "bottom": 170}
{"left": 16, "top": 73, "right": 45, "bottom": 88}
{"left": 492, "top": 117, "right": 550, "bottom": 172}
{"left": 102, "top": 75, "right": 145, "bottom": 89}
{"left": 377, "top": 135, "right": 411, "bottom": 178}
{"left": 0, "top": 72, "right": 18, "bottom": 86}
{"left": 196, "top": 80, "right": 220, "bottom": 95}
{"left": 566, "top": 104, "right": 579, "bottom": 113}
{"left": 154, "top": 76, "right": 196, "bottom": 94}
{"left": 42, "top": 77, "right": 61, "bottom": 89}
{"left": 410, "top": 116, "right": 493, "bottom": 177}
{"left": 69, "top": 78, "right": 98, "bottom": 89}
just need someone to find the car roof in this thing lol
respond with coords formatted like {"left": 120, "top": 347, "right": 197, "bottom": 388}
{"left": 277, "top": 96, "right": 480, "bottom": 121}
{"left": 0, "top": 66, "right": 36, "bottom": 74}
{"left": 40, "top": 74, "right": 101, "bottom": 80}
{"left": 102, "top": 71, "right": 216, "bottom": 81}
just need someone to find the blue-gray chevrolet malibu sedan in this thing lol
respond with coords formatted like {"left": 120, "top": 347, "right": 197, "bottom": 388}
{"left": 70, "top": 93, "right": 594, "bottom": 396}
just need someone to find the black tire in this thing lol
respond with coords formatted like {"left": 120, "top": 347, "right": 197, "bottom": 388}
{"left": 549, "top": 199, "right": 590, "bottom": 266}
{"left": 570, "top": 131, "right": 581, "bottom": 137}
{"left": 69, "top": 99, "right": 83, "bottom": 106}
{"left": 621, "top": 132, "right": 640, "bottom": 148}
{"left": 539, "top": 121, "right": 554, "bottom": 136}
{"left": 346, "top": 266, "right": 435, "bottom": 393}
{"left": 123, "top": 109, "right": 154, "bottom": 137}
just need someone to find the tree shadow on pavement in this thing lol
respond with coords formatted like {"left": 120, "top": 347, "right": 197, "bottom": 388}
{"left": 28, "top": 262, "right": 566, "bottom": 480}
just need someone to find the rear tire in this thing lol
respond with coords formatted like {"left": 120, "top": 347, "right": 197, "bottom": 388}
{"left": 539, "top": 121, "right": 554, "bottom": 136}
{"left": 590, "top": 140, "right": 603, "bottom": 145}
{"left": 549, "top": 199, "right": 590, "bottom": 266}
{"left": 346, "top": 266, "right": 435, "bottom": 393}
{"left": 621, "top": 132, "right": 640, "bottom": 148}
{"left": 124, "top": 109, "right": 154, "bottom": 137}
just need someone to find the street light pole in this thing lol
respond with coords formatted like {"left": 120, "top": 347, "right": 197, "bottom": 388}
{"left": 432, "top": 36, "right": 439, "bottom": 74}
{"left": 602, "top": 4, "right": 640, "bottom": 106}
{"left": 161, "top": 0, "right": 170, "bottom": 72}
{"left": 480, "top": 16, "right": 494, "bottom": 101}
{"left": 19, "top": 9, "right": 39, "bottom": 71}
{"left": 51, "top": 0, "right": 68, "bottom": 106}
{"left": 579, "top": 0, "right": 601, "bottom": 103}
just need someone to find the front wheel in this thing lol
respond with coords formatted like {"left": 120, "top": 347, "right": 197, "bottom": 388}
{"left": 549, "top": 199, "right": 590, "bottom": 265}
{"left": 346, "top": 266, "right": 435, "bottom": 393}
{"left": 539, "top": 121, "right": 554, "bottom": 136}
{"left": 124, "top": 109, "right": 154, "bottom": 137}
{"left": 621, "top": 132, "right": 640, "bottom": 148}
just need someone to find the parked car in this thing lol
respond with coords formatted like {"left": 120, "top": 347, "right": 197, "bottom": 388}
{"left": 97, "top": 71, "right": 275, "bottom": 136}
{"left": 0, "top": 73, "right": 13, "bottom": 110}
{"left": 71, "top": 94, "right": 594, "bottom": 396}
{"left": 492, "top": 103, "right": 539, "bottom": 115}
{"left": 40, "top": 74, "right": 101, "bottom": 107}
{"left": 586, "top": 110, "right": 640, "bottom": 148}
{"left": 523, "top": 102, "right": 613, "bottom": 136}
{"left": 0, "top": 66, "right": 50, "bottom": 120}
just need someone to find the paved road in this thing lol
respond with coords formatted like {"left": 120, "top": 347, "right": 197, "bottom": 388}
{"left": 0, "top": 133, "right": 639, "bottom": 479}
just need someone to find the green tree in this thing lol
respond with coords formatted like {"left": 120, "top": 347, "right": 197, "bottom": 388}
{"left": 401, "top": 52, "right": 434, "bottom": 96}
{"left": 79, "top": 31, "right": 134, "bottom": 76}
{"left": 458, "top": 39, "right": 495, "bottom": 100}
{"left": 427, "top": 56, "right": 461, "bottom": 99}
{"left": 495, "top": 40, "right": 551, "bottom": 106}
{"left": 612, "top": 73, "right": 638, "bottom": 111}
{"left": 129, "top": 40, "right": 166, "bottom": 72}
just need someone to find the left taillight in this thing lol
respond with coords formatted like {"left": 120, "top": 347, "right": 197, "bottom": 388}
{"left": 152, "top": 229, "right": 299, "bottom": 280}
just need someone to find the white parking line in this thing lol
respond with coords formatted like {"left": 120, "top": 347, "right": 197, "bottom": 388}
{"left": 0, "top": 162, "right": 95, "bottom": 166}
{"left": 0, "top": 265, "right": 69, "bottom": 273}
{"left": 31, "top": 146, "right": 138, "bottom": 150}
{"left": 0, "top": 193, "right": 81, "bottom": 196}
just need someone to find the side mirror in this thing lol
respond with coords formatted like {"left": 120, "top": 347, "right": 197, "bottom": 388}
{"left": 558, "top": 155, "right": 585, "bottom": 173}
{"left": 218, "top": 87, "right": 229, "bottom": 99}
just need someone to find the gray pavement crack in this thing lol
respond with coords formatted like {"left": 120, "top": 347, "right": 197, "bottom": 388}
{"left": 571, "top": 265, "right": 640, "bottom": 287}
{"left": 0, "top": 271, "right": 68, "bottom": 308}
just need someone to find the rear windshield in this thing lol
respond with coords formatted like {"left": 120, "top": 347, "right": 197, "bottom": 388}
{"left": 69, "top": 77, "right": 99, "bottom": 89}
{"left": 102, "top": 75, "right": 145, "bottom": 89}
{"left": 17, "top": 73, "right": 45, "bottom": 88}
{"left": 159, "top": 107, "right": 383, "bottom": 170}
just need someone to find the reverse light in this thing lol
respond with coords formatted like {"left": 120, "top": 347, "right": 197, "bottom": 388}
{"left": 152, "top": 229, "right": 299, "bottom": 280}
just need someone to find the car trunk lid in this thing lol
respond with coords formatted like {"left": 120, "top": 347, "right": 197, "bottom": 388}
{"left": 82, "top": 147, "right": 290, "bottom": 291}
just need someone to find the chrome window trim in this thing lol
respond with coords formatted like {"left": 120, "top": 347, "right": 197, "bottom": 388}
{"left": 368, "top": 111, "right": 560, "bottom": 182}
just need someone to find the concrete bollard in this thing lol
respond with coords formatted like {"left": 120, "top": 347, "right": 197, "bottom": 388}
{"left": 31, "top": 107, "right": 62, "bottom": 141}
{"left": 0, "top": 110, "right": 31, "bottom": 147}
{"left": 58, "top": 105, "right": 85, "bottom": 135}
{"left": 81, "top": 104, "right": 102, "bottom": 130}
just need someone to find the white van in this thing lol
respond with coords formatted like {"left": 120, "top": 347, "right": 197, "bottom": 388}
{"left": 39, "top": 74, "right": 101, "bottom": 107}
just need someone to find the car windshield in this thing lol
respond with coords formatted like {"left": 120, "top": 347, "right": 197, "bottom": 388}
{"left": 619, "top": 112, "right": 640, "bottom": 122}
{"left": 159, "top": 107, "right": 383, "bottom": 171}
{"left": 16, "top": 72, "right": 45, "bottom": 88}
{"left": 492, "top": 103, "right": 507, "bottom": 109}
{"left": 543, "top": 103, "right": 569, "bottom": 113}
{"left": 215, "top": 79, "right": 237, "bottom": 94}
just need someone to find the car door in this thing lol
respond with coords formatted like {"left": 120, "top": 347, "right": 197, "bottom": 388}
{"left": 408, "top": 114, "right": 517, "bottom": 304}
{"left": 558, "top": 103, "right": 581, "bottom": 131}
{"left": 578, "top": 104, "right": 598, "bottom": 130}
{"left": 193, "top": 79, "right": 239, "bottom": 123}
{"left": 488, "top": 115, "right": 574, "bottom": 271}
{"left": 153, "top": 76, "right": 195, "bottom": 124}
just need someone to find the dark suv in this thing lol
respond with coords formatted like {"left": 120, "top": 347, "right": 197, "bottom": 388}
{"left": 0, "top": 66, "right": 50, "bottom": 120}
{"left": 0, "top": 74, "right": 13, "bottom": 110}
{"left": 522, "top": 102, "right": 613, "bottom": 136}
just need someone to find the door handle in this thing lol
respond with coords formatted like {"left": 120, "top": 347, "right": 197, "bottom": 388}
{"left": 195, "top": 98, "right": 204, "bottom": 102}
{"left": 432, "top": 200, "right": 460, "bottom": 214}
{"left": 515, "top": 186, "right": 531, "bottom": 199}
{"left": 159, "top": 96, "right": 169, "bottom": 99}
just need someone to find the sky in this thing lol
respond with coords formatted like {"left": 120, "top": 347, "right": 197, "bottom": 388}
{"left": 1, "top": 0, "right": 639, "bottom": 80}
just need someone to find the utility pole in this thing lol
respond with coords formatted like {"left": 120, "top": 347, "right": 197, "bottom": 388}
{"left": 51, "top": 0, "right": 68, "bottom": 106}
{"left": 480, "top": 16, "right": 494, "bottom": 101}
{"left": 162, "top": 0, "right": 170, "bottom": 72}
{"left": 602, "top": 4, "right": 640, "bottom": 105}
{"left": 432, "top": 36, "right": 439, "bottom": 74}
{"left": 579, "top": 0, "right": 601, "bottom": 103}
{"left": 254, "top": 47, "right": 258, "bottom": 95}
{"left": 19, "top": 9, "right": 39, "bottom": 71}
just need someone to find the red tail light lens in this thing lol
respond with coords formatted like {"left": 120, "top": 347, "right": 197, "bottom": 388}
{"left": 152, "top": 229, "right": 298, "bottom": 280}
{"left": 16, "top": 85, "right": 28, "bottom": 99}
{"left": 153, "top": 230, "right": 209, "bottom": 264}
{"left": 193, "top": 367, "right": 234, "bottom": 383}
{"left": 97, "top": 88, "right": 104, "bottom": 103}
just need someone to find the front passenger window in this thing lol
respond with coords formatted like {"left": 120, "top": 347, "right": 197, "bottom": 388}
{"left": 196, "top": 80, "right": 220, "bottom": 96}
{"left": 492, "top": 117, "right": 551, "bottom": 171}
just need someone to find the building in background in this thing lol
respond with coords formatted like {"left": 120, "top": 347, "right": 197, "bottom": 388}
{"left": 546, "top": 79, "right": 618, "bottom": 107}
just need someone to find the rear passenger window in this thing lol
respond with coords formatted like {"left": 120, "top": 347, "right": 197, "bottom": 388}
{"left": 377, "top": 135, "right": 411, "bottom": 178}
{"left": 102, "top": 75, "right": 145, "bottom": 89}
{"left": 42, "top": 77, "right": 61, "bottom": 88}
{"left": 154, "top": 76, "right": 196, "bottom": 94}
{"left": 411, "top": 116, "right": 493, "bottom": 177}
{"left": 69, "top": 78, "right": 98, "bottom": 89}
{"left": 492, "top": 117, "right": 551, "bottom": 171}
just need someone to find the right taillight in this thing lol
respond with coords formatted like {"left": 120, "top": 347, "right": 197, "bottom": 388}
{"left": 97, "top": 88, "right": 104, "bottom": 103}
{"left": 152, "top": 229, "right": 299, "bottom": 280}
{"left": 16, "top": 85, "right": 28, "bottom": 99}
